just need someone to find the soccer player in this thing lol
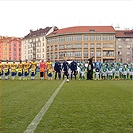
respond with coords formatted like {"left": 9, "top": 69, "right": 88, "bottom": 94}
{"left": 122, "top": 65, "right": 127, "bottom": 80}
{"left": 23, "top": 59, "right": 30, "bottom": 79}
{"left": 31, "top": 58, "right": 37, "bottom": 74}
{"left": 62, "top": 59, "right": 69, "bottom": 82}
{"left": 4, "top": 66, "right": 9, "bottom": 80}
{"left": 114, "top": 65, "right": 120, "bottom": 80}
{"left": 11, "top": 60, "right": 17, "bottom": 77}
{"left": 70, "top": 59, "right": 78, "bottom": 80}
{"left": 79, "top": 64, "right": 86, "bottom": 80}
{"left": 129, "top": 64, "right": 133, "bottom": 80}
{"left": 11, "top": 66, "right": 16, "bottom": 80}
{"left": 47, "top": 68, "right": 53, "bottom": 80}
{"left": 18, "top": 65, "right": 23, "bottom": 80}
{"left": 46, "top": 59, "right": 53, "bottom": 77}
{"left": 4, "top": 60, "right": 10, "bottom": 77}
{"left": 95, "top": 65, "right": 100, "bottom": 80}
{"left": 54, "top": 60, "right": 62, "bottom": 80}
{"left": 101, "top": 65, "right": 107, "bottom": 80}
{"left": 30, "top": 65, "right": 36, "bottom": 80}
{"left": 0, "top": 60, "right": 3, "bottom": 79}
{"left": 107, "top": 66, "right": 113, "bottom": 80}
{"left": 40, "top": 59, "right": 47, "bottom": 80}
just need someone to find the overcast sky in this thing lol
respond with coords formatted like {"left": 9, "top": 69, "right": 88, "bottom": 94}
{"left": 0, "top": 0, "right": 133, "bottom": 37}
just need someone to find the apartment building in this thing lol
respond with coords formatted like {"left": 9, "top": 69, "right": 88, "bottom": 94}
{"left": 46, "top": 26, "right": 116, "bottom": 63}
{"left": 22, "top": 26, "right": 58, "bottom": 61}
{"left": 0, "top": 36, "right": 22, "bottom": 61}
{"left": 116, "top": 30, "right": 133, "bottom": 63}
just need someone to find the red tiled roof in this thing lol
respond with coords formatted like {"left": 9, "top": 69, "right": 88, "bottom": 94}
{"left": 116, "top": 30, "right": 133, "bottom": 37}
{"left": 47, "top": 26, "right": 115, "bottom": 37}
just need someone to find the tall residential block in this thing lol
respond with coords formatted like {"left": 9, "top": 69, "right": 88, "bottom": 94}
{"left": 0, "top": 36, "right": 22, "bottom": 61}
{"left": 22, "top": 26, "right": 58, "bottom": 61}
{"left": 116, "top": 30, "right": 133, "bottom": 63}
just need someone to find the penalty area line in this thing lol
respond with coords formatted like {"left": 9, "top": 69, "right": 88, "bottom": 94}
{"left": 24, "top": 79, "right": 66, "bottom": 133}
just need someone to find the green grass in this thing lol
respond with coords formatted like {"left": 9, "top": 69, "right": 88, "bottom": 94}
{"left": 1, "top": 79, "right": 133, "bottom": 133}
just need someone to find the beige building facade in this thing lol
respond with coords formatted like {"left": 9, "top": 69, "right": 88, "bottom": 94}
{"left": 46, "top": 26, "right": 116, "bottom": 63}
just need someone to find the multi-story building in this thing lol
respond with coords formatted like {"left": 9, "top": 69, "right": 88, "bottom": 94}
{"left": 22, "top": 26, "right": 58, "bottom": 61}
{"left": 46, "top": 26, "right": 116, "bottom": 63}
{"left": 0, "top": 36, "right": 22, "bottom": 61}
{"left": 116, "top": 30, "right": 133, "bottom": 63}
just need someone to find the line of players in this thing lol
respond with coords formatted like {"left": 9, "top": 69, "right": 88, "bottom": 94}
{"left": 0, "top": 59, "right": 37, "bottom": 80}
{"left": 0, "top": 59, "right": 133, "bottom": 80}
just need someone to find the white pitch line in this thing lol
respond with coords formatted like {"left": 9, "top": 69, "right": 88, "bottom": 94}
{"left": 24, "top": 80, "right": 65, "bottom": 133}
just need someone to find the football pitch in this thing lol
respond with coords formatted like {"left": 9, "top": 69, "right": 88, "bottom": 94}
{"left": 0, "top": 79, "right": 133, "bottom": 133}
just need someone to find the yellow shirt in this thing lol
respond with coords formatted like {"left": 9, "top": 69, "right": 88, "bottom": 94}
{"left": 11, "top": 63, "right": 17, "bottom": 69}
{"left": 30, "top": 68, "right": 35, "bottom": 73}
{"left": 31, "top": 62, "right": 37, "bottom": 69}
{"left": 24, "top": 68, "right": 28, "bottom": 73}
{"left": 0, "top": 63, "right": 3, "bottom": 69}
{"left": 24, "top": 62, "right": 30, "bottom": 69}
{"left": 4, "top": 68, "right": 8, "bottom": 73}
{"left": 18, "top": 63, "right": 23, "bottom": 68}
{"left": 46, "top": 62, "right": 52, "bottom": 70}
{"left": 18, "top": 68, "right": 22, "bottom": 73}
{"left": 4, "top": 63, "right": 10, "bottom": 68}
{"left": 11, "top": 67, "right": 16, "bottom": 72}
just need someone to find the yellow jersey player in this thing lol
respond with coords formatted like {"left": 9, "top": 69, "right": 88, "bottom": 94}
{"left": 23, "top": 59, "right": 30, "bottom": 79}
{"left": 0, "top": 60, "right": 3, "bottom": 79}
{"left": 46, "top": 59, "right": 52, "bottom": 75}
{"left": 30, "top": 65, "right": 36, "bottom": 80}
{"left": 18, "top": 66, "right": 23, "bottom": 80}
{"left": 11, "top": 60, "right": 17, "bottom": 76}
{"left": 11, "top": 67, "right": 16, "bottom": 80}
{"left": 4, "top": 60, "right": 10, "bottom": 76}
{"left": 23, "top": 66, "right": 28, "bottom": 80}
{"left": 4, "top": 66, "right": 9, "bottom": 80}
{"left": 31, "top": 58, "right": 37, "bottom": 76}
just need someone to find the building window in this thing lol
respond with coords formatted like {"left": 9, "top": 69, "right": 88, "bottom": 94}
{"left": 42, "top": 43, "right": 44, "bottom": 46}
{"left": 103, "top": 51, "right": 114, "bottom": 56}
{"left": 117, "top": 38, "right": 122, "bottom": 41}
{"left": 84, "top": 43, "right": 88, "bottom": 48}
{"left": 118, "top": 45, "right": 122, "bottom": 49}
{"left": 97, "top": 43, "right": 101, "bottom": 48}
{"left": 118, "top": 51, "right": 122, "bottom": 55}
{"left": 59, "top": 52, "right": 64, "bottom": 58}
{"left": 66, "top": 44, "right": 72, "bottom": 49}
{"left": 84, "top": 52, "right": 88, "bottom": 58}
{"left": 96, "top": 51, "right": 101, "bottom": 57}
{"left": 90, "top": 51, "right": 94, "bottom": 57}
{"left": 109, "top": 35, "right": 114, "bottom": 40}
{"left": 127, "top": 58, "right": 131, "bottom": 62}
{"left": 125, "top": 38, "right": 130, "bottom": 41}
{"left": 127, "top": 51, "right": 130, "bottom": 55}
{"left": 59, "top": 36, "right": 65, "bottom": 42}
{"left": 84, "top": 35, "right": 88, "bottom": 40}
{"left": 55, "top": 38, "right": 58, "bottom": 42}
{"left": 59, "top": 45, "right": 64, "bottom": 50}
{"left": 109, "top": 44, "right": 114, "bottom": 48}
{"left": 96, "top": 35, "right": 101, "bottom": 40}
{"left": 42, "top": 37, "right": 44, "bottom": 41}
{"left": 66, "top": 52, "right": 73, "bottom": 57}
{"left": 90, "top": 43, "right": 94, "bottom": 48}
{"left": 75, "top": 44, "right": 82, "bottom": 48}
{"left": 103, "top": 44, "right": 108, "bottom": 48}
{"left": 103, "top": 35, "right": 108, "bottom": 40}
{"left": 55, "top": 45, "right": 58, "bottom": 50}
{"left": 42, "top": 48, "right": 44, "bottom": 52}
{"left": 74, "top": 35, "right": 82, "bottom": 41}
{"left": 74, "top": 51, "right": 82, "bottom": 57}
{"left": 47, "top": 39, "right": 51, "bottom": 44}
{"left": 90, "top": 35, "right": 95, "bottom": 40}
{"left": 127, "top": 45, "right": 131, "bottom": 48}
{"left": 66, "top": 36, "right": 73, "bottom": 41}
{"left": 14, "top": 44, "right": 16, "bottom": 46}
